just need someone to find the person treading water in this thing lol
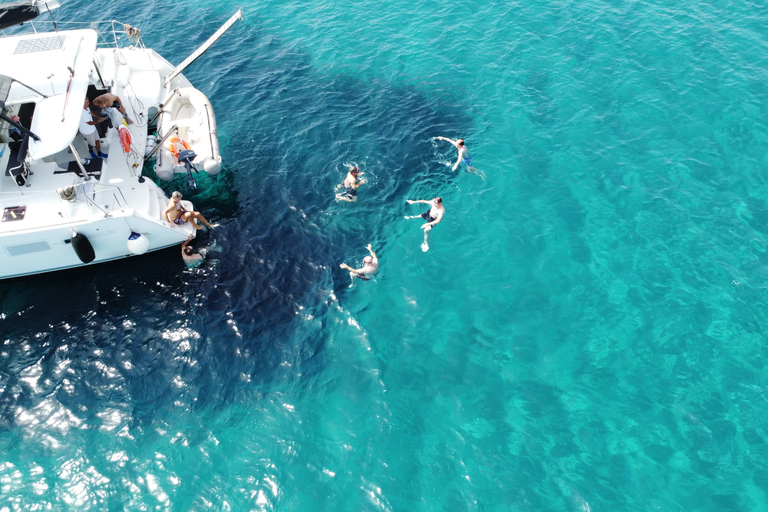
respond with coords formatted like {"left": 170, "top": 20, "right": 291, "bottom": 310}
{"left": 405, "top": 197, "right": 444, "bottom": 252}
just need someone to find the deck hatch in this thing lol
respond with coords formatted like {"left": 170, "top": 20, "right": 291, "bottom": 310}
{"left": 2, "top": 206, "right": 26, "bottom": 222}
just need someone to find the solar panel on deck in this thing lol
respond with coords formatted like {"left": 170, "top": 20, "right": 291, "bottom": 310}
{"left": 14, "top": 35, "right": 66, "bottom": 54}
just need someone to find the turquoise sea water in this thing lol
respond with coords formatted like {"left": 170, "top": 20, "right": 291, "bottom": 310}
{"left": 2, "top": 0, "right": 768, "bottom": 509}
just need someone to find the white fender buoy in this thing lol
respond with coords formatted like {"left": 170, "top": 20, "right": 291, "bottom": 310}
{"left": 144, "top": 135, "right": 157, "bottom": 157}
{"left": 127, "top": 231, "right": 150, "bottom": 255}
{"left": 203, "top": 156, "right": 222, "bottom": 176}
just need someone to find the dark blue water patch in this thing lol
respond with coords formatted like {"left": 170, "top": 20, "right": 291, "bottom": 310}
{"left": 0, "top": 249, "right": 210, "bottom": 429}
{"left": 0, "top": 247, "right": 187, "bottom": 322}
{"left": 203, "top": 25, "right": 475, "bottom": 297}
{"left": 0, "top": 12, "right": 475, "bottom": 432}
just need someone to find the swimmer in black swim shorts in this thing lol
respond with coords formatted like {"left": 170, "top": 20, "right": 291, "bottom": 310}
{"left": 336, "top": 165, "right": 365, "bottom": 202}
{"left": 405, "top": 197, "right": 445, "bottom": 252}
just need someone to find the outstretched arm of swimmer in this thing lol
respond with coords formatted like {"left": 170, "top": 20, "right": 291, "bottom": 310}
{"left": 436, "top": 136, "right": 458, "bottom": 147}
{"left": 406, "top": 199, "right": 430, "bottom": 205}
{"left": 181, "top": 233, "right": 193, "bottom": 250}
{"left": 340, "top": 262, "right": 365, "bottom": 274}
{"left": 452, "top": 152, "right": 462, "bottom": 171}
{"left": 366, "top": 244, "right": 378, "bottom": 263}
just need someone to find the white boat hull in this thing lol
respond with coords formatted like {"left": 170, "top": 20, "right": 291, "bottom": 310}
{"left": 0, "top": 18, "right": 233, "bottom": 280}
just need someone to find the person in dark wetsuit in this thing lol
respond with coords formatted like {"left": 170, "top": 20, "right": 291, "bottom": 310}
{"left": 340, "top": 244, "right": 379, "bottom": 281}
{"left": 335, "top": 165, "right": 365, "bottom": 202}
{"left": 405, "top": 197, "right": 445, "bottom": 252}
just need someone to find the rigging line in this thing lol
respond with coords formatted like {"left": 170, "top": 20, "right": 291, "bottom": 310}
{"left": 123, "top": 81, "right": 147, "bottom": 128}
{"left": 61, "top": 36, "right": 84, "bottom": 122}
{"left": 44, "top": 0, "right": 59, "bottom": 32}
{"left": 213, "top": 0, "right": 243, "bottom": 15}
{"left": 214, "top": 2, "right": 260, "bottom": 32}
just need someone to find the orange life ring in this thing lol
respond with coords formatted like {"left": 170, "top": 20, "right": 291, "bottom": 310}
{"left": 119, "top": 126, "right": 132, "bottom": 153}
{"left": 169, "top": 136, "right": 191, "bottom": 159}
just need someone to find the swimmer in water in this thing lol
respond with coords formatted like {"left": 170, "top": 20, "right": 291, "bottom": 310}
{"left": 405, "top": 197, "right": 444, "bottom": 252}
{"left": 335, "top": 165, "right": 365, "bottom": 202}
{"left": 436, "top": 136, "right": 485, "bottom": 179}
{"left": 340, "top": 244, "right": 379, "bottom": 281}
{"left": 181, "top": 233, "right": 222, "bottom": 268}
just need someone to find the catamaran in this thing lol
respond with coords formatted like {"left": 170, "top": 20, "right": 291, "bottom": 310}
{"left": 0, "top": 0, "right": 241, "bottom": 279}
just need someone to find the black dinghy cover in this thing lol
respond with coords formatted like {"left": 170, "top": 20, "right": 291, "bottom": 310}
{"left": 0, "top": 1, "right": 43, "bottom": 31}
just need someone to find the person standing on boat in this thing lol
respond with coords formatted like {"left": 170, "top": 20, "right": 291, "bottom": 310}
{"left": 163, "top": 191, "right": 218, "bottom": 230}
{"left": 93, "top": 92, "right": 134, "bottom": 125}
{"left": 340, "top": 244, "right": 379, "bottom": 281}
{"left": 8, "top": 115, "right": 23, "bottom": 141}
{"left": 79, "top": 98, "right": 104, "bottom": 157}
{"left": 335, "top": 165, "right": 365, "bottom": 202}
{"left": 405, "top": 197, "right": 444, "bottom": 252}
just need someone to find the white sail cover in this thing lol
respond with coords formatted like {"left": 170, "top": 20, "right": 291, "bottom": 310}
{"left": 0, "top": 29, "right": 97, "bottom": 160}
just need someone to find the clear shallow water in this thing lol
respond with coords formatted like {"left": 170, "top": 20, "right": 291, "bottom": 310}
{"left": 2, "top": 0, "right": 768, "bottom": 510}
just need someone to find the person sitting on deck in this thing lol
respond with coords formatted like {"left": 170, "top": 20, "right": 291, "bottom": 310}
{"left": 163, "top": 191, "right": 218, "bottom": 229}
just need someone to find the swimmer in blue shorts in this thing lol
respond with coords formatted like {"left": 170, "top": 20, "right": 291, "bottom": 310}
{"left": 436, "top": 136, "right": 485, "bottom": 179}
{"left": 335, "top": 165, "right": 365, "bottom": 202}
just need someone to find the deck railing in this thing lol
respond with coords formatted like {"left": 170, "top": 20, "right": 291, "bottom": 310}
{"left": 0, "top": 20, "right": 145, "bottom": 50}
{"left": 0, "top": 182, "right": 129, "bottom": 222}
